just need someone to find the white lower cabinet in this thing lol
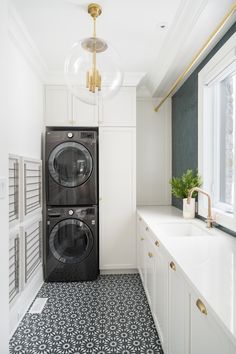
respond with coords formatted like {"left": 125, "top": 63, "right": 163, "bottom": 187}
{"left": 144, "top": 229, "right": 156, "bottom": 308}
{"left": 168, "top": 260, "right": 189, "bottom": 354}
{"left": 153, "top": 245, "right": 168, "bottom": 353}
{"left": 136, "top": 215, "right": 236, "bottom": 354}
{"left": 137, "top": 217, "right": 146, "bottom": 284}
{"left": 191, "top": 291, "right": 231, "bottom": 354}
{"left": 99, "top": 127, "right": 136, "bottom": 270}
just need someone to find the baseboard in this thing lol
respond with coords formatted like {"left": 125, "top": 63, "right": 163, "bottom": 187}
{"left": 100, "top": 268, "right": 138, "bottom": 275}
{"left": 9, "top": 265, "right": 44, "bottom": 338}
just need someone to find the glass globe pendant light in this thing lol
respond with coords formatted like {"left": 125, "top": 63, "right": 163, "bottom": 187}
{"left": 64, "top": 3, "right": 123, "bottom": 105}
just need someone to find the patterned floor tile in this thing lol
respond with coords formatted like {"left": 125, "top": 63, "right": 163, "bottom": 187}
{"left": 9, "top": 274, "right": 163, "bottom": 354}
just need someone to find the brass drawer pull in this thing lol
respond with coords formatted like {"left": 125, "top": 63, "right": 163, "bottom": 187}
{"left": 155, "top": 240, "right": 160, "bottom": 247}
{"left": 170, "top": 261, "right": 176, "bottom": 271}
{"left": 140, "top": 237, "right": 144, "bottom": 241}
{"left": 148, "top": 252, "right": 153, "bottom": 258}
{"left": 145, "top": 227, "right": 149, "bottom": 232}
{"left": 196, "top": 299, "right": 207, "bottom": 315}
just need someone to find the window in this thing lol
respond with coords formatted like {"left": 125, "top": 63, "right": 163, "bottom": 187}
{"left": 198, "top": 33, "right": 236, "bottom": 231}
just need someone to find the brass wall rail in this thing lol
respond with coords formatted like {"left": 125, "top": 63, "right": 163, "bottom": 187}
{"left": 154, "top": 2, "right": 236, "bottom": 112}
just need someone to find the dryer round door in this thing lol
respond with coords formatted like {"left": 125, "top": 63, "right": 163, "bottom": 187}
{"left": 48, "top": 142, "right": 93, "bottom": 187}
{"left": 49, "top": 219, "right": 94, "bottom": 264}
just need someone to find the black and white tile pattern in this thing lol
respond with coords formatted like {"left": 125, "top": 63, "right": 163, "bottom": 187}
{"left": 10, "top": 274, "right": 163, "bottom": 354}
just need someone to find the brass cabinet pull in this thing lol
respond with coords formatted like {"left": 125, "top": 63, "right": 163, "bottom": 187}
{"left": 196, "top": 299, "right": 207, "bottom": 315}
{"left": 170, "top": 261, "right": 176, "bottom": 271}
{"left": 148, "top": 252, "right": 153, "bottom": 258}
{"left": 140, "top": 237, "right": 144, "bottom": 241}
{"left": 139, "top": 217, "right": 142, "bottom": 221}
{"left": 155, "top": 240, "right": 160, "bottom": 247}
{"left": 145, "top": 227, "right": 149, "bottom": 232}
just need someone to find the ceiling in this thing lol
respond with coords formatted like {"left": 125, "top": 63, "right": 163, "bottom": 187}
{"left": 11, "top": 0, "right": 236, "bottom": 97}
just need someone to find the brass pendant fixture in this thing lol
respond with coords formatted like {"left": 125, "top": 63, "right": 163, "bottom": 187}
{"left": 64, "top": 2, "right": 123, "bottom": 105}
{"left": 82, "top": 3, "right": 107, "bottom": 93}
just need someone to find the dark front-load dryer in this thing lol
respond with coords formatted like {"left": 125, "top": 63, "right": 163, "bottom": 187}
{"left": 45, "top": 129, "right": 98, "bottom": 205}
{"left": 45, "top": 206, "right": 98, "bottom": 282}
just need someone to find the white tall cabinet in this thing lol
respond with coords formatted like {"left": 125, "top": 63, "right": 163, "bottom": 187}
{"left": 44, "top": 85, "right": 137, "bottom": 271}
{"left": 99, "top": 127, "right": 136, "bottom": 270}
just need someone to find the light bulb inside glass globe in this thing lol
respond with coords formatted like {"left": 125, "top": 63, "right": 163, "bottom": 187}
{"left": 64, "top": 37, "right": 123, "bottom": 105}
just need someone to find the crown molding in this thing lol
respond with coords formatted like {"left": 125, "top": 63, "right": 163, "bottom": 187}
{"left": 8, "top": 3, "right": 48, "bottom": 82}
{"left": 145, "top": 0, "right": 209, "bottom": 96}
{"left": 45, "top": 71, "right": 146, "bottom": 87}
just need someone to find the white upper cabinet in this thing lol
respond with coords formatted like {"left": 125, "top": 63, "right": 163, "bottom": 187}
{"left": 45, "top": 86, "right": 72, "bottom": 126}
{"left": 45, "top": 85, "right": 98, "bottom": 127}
{"left": 45, "top": 85, "right": 136, "bottom": 127}
{"left": 72, "top": 96, "right": 98, "bottom": 127}
{"left": 99, "top": 87, "right": 136, "bottom": 127}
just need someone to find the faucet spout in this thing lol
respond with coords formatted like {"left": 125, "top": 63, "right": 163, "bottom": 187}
{"left": 187, "top": 187, "right": 214, "bottom": 228}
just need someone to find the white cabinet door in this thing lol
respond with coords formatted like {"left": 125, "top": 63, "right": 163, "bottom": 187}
{"left": 136, "top": 216, "right": 146, "bottom": 284}
{"left": 144, "top": 230, "right": 156, "bottom": 308}
{"left": 99, "top": 127, "right": 136, "bottom": 270}
{"left": 99, "top": 87, "right": 136, "bottom": 127}
{"left": 45, "top": 85, "right": 98, "bottom": 127}
{"left": 72, "top": 96, "right": 98, "bottom": 126}
{"left": 153, "top": 243, "right": 168, "bottom": 353}
{"left": 168, "top": 260, "right": 189, "bottom": 354}
{"left": 191, "top": 292, "right": 231, "bottom": 354}
{"left": 45, "top": 86, "right": 72, "bottom": 126}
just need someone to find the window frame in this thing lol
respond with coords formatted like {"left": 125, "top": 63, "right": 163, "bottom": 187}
{"left": 198, "top": 33, "right": 236, "bottom": 231}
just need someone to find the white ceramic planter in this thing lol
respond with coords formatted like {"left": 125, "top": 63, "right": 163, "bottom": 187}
{"left": 183, "top": 198, "right": 195, "bottom": 219}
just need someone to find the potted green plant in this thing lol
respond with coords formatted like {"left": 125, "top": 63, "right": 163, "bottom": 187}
{"left": 170, "top": 169, "right": 202, "bottom": 218}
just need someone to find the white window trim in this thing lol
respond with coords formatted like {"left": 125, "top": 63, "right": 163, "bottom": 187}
{"left": 198, "top": 32, "right": 236, "bottom": 231}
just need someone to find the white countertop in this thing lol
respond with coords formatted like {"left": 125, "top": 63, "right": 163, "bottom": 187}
{"left": 137, "top": 206, "right": 236, "bottom": 345}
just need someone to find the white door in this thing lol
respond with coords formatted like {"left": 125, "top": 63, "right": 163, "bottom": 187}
{"left": 153, "top": 244, "right": 168, "bottom": 353}
{"left": 191, "top": 291, "right": 231, "bottom": 354}
{"left": 99, "top": 127, "right": 136, "bottom": 270}
{"left": 168, "top": 260, "right": 189, "bottom": 354}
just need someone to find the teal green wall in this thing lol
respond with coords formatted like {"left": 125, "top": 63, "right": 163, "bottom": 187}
{"left": 172, "top": 22, "right": 236, "bottom": 209}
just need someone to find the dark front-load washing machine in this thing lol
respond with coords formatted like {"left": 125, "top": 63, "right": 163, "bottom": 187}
{"left": 44, "top": 206, "right": 98, "bottom": 282}
{"left": 45, "top": 128, "right": 98, "bottom": 206}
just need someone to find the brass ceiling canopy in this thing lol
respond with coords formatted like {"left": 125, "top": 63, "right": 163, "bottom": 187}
{"left": 88, "top": 3, "right": 102, "bottom": 18}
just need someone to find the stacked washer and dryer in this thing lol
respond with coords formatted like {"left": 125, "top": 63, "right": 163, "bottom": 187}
{"left": 44, "top": 128, "right": 99, "bottom": 282}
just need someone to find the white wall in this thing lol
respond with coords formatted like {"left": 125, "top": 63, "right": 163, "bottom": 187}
{"left": 0, "top": 0, "right": 10, "bottom": 352}
{"left": 8, "top": 38, "right": 44, "bottom": 158}
{"left": 7, "top": 6, "right": 44, "bottom": 339}
{"left": 137, "top": 98, "right": 171, "bottom": 206}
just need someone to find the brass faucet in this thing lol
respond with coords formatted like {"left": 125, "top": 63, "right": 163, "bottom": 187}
{"left": 187, "top": 187, "right": 214, "bottom": 228}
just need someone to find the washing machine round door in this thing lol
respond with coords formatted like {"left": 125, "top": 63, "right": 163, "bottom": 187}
{"left": 49, "top": 219, "right": 93, "bottom": 264}
{"left": 48, "top": 142, "right": 93, "bottom": 187}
